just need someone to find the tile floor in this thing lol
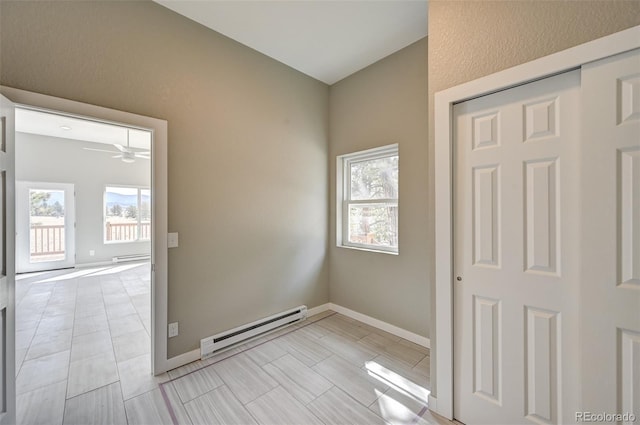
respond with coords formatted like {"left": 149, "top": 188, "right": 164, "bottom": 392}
{"left": 16, "top": 263, "right": 452, "bottom": 425}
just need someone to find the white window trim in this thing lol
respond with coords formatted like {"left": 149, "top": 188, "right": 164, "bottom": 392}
{"left": 432, "top": 26, "right": 640, "bottom": 420}
{"left": 336, "top": 143, "right": 399, "bottom": 254}
{"left": 103, "top": 184, "right": 151, "bottom": 244}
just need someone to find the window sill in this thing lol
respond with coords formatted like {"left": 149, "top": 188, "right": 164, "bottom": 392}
{"left": 337, "top": 244, "right": 398, "bottom": 255}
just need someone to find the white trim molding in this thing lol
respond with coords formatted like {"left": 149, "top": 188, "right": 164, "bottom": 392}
{"left": 329, "top": 303, "right": 430, "bottom": 348}
{"left": 0, "top": 86, "right": 171, "bottom": 376}
{"left": 164, "top": 304, "right": 332, "bottom": 373}
{"left": 306, "top": 303, "right": 331, "bottom": 317}
{"left": 160, "top": 302, "right": 428, "bottom": 373}
{"left": 433, "top": 25, "right": 640, "bottom": 420}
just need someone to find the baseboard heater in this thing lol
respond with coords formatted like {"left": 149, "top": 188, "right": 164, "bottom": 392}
{"left": 112, "top": 254, "right": 151, "bottom": 264}
{"left": 200, "top": 305, "right": 307, "bottom": 359}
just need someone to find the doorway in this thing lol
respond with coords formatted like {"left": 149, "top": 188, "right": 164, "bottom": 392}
{"left": 16, "top": 182, "right": 76, "bottom": 273}
{"left": 0, "top": 87, "right": 169, "bottom": 423}
{"left": 13, "top": 108, "right": 156, "bottom": 423}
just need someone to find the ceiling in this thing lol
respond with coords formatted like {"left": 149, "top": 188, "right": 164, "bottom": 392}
{"left": 154, "top": 0, "right": 428, "bottom": 85}
{"left": 16, "top": 109, "right": 151, "bottom": 149}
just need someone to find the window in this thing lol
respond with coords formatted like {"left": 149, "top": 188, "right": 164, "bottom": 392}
{"left": 337, "top": 144, "right": 399, "bottom": 253}
{"left": 104, "top": 186, "right": 151, "bottom": 243}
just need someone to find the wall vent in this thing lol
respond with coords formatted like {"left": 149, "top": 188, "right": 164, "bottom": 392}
{"left": 200, "top": 305, "right": 307, "bottom": 359}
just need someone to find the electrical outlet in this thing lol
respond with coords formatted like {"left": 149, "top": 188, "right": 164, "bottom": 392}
{"left": 168, "top": 322, "right": 179, "bottom": 338}
{"left": 89, "top": 250, "right": 95, "bottom": 256}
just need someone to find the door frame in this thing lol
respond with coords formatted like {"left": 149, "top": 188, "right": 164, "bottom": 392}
{"left": 0, "top": 86, "right": 172, "bottom": 375}
{"left": 16, "top": 181, "right": 76, "bottom": 273}
{"left": 433, "top": 25, "right": 640, "bottom": 420}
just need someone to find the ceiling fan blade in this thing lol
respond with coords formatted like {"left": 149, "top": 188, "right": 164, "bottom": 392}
{"left": 112, "top": 154, "right": 124, "bottom": 158}
{"left": 135, "top": 153, "right": 150, "bottom": 159}
{"left": 83, "top": 147, "right": 118, "bottom": 154}
{"left": 114, "top": 144, "right": 126, "bottom": 152}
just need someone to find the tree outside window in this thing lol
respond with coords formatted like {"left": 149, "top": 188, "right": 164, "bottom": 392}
{"left": 105, "top": 186, "right": 151, "bottom": 242}
{"left": 338, "top": 144, "right": 399, "bottom": 253}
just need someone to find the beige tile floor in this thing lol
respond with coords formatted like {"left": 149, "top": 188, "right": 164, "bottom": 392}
{"left": 16, "top": 263, "right": 452, "bottom": 425}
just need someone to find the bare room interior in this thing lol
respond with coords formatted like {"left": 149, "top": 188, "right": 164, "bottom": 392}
{"left": 0, "top": 1, "right": 638, "bottom": 425}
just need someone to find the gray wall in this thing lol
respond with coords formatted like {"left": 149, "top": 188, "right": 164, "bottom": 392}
{"left": 16, "top": 132, "right": 151, "bottom": 265}
{"left": 0, "top": 1, "right": 330, "bottom": 357}
{"left": 329, "top": 38, "right": 429, "bottom": 337}
{"left": 427, "top": 0, "right": 640, "bottom": 397}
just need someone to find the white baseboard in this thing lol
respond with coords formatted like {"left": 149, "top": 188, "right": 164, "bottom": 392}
{"left": 329, "top": 303, "right": 431, "bottom": 348}
{"left": 428, "top": 394, "right": 437, "bottom": 411}
{"left": 165, "top": 304, "right": 331, "bottom": 372}
{"left": 75, "top": 261, "right": 114, "bottom": 268}
{"left": 163, "top": 301, "right": 429, "bottom": 373}
{"left": 165, "top": 348, "right": 200, "bottom": 372}
{"left": 307, "top": 303, "right": 331, "bottom": 317}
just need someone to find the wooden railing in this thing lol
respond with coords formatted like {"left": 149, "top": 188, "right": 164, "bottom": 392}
{"left": 106, "top": 222, "right": 151, "bottom": 241}
{"left": 30, "top": 224, "right": 65, "bottom": 256}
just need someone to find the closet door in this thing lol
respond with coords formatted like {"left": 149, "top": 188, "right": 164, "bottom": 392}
{"left": 581, "top": 48, "right": 640, "bottom": 420}
{"left": 453, "top": 70, "right": 581, "bottom": 424}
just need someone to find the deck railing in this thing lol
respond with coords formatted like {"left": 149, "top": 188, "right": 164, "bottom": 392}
{"left": 106, "top": 222, "right": 151, "bottom": 241}
{"left": 30, "top": 224, "right": 65, "bottom": 256}
{"left": 30, "top": 222, "right": 151, "bottom": 254}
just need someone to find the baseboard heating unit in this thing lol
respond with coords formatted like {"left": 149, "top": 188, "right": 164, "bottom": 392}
{"left": 112, "top": 254, "right": 151, "bottom": 263}
{"left": 200, "top": 305, "right": 307, "bottom": 359}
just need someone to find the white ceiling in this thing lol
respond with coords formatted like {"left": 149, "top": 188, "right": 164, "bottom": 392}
{"left": 154, "top": 0, "right": 428, "bottom": 84}
{"left": 16, "top": 109, "right": 151, "bottom": 149}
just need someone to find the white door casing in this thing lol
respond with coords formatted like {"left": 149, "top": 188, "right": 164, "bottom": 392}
{"left": 453, "top": 70, "right": 581, "bottom": 424}
{"left": 580, "top": 49, "right": 640, "bottom": 420}
{"left": 434, "top": 26, "right": 640, "bottom": 420}
{"left": 0, "top": 85, "right": 171, "bottom": 375}
{"left": 16, "top": 181, "right": 75, "bottom": 273}
{"left": 0, "top": 95, "right": 16, "bottom": 424}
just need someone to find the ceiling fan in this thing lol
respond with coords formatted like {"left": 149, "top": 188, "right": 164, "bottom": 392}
{"left": 83, "top": 130, "right": 150, "bottom": 163}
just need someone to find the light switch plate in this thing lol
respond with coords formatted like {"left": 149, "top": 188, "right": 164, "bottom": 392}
{"left": 168, "top": 232, "right": 179, "bottom": 248}
{"left": 168, "top": 322, "right": 179, "bottom": 338}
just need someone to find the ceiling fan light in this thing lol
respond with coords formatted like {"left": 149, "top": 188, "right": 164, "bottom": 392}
{"left": 121, "top": 157, "right": 135, "bottom": 163}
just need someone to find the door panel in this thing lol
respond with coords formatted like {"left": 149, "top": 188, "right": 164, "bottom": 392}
{"left": 16, "top": 182, "right": 75, "bottom": 273}
{"left": 454, "top": 70, "right": 581, "bottom": 424}
{"left": 0, "top": 95, "right": 16, "bottom": 424}
{"left": 581, "top": 48, "right": 640, "bottom": 419}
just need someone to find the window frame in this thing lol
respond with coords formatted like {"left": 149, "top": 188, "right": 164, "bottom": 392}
{"left": 103, "top": 184, "right": 151, "bottom": 244}
{"left": 336, "top": 143, "right": 399, "bottom": 254}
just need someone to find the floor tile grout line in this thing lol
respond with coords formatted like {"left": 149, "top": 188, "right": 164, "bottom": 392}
{"left": 157, "top": 312, "right": 339, "bottom": 421}
{"left": 164, "top": 312, "right": 338, "bottom": 384}
{"left": 16, "top": 279, "right": 53, "bottom": 378}
{"left": 16, "top": 265, "right": 151, "bottom": 424}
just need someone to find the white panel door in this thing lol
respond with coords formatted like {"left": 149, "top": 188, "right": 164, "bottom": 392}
{"left": 453, "top": 71, "right": 581, "bottom": 424}
{"left": 16, "top": 181, "right": 75, "bottom": 273}
{"left": 581, "top": 48, "right": 640, "bottom": 420}
{"left": 0, "top": 95, "right": 16, "bottom": 424}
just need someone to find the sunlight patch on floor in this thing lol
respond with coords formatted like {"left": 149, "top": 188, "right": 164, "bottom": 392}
{"left": 366, "top": 360, "right": 430, "bottom": 404}
{"left": 31, "top": 262, "right": 147, "bottom": 283}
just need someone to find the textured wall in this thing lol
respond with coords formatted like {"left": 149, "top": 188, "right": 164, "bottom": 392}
{"left": 427, "top": 0, "right": 640, "bottom": 398}
{"left": 0, "top": 1, "right": 329, "bottom": 358}
{"left": 329, "top": 38, "right": 429, "bottom": 337}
